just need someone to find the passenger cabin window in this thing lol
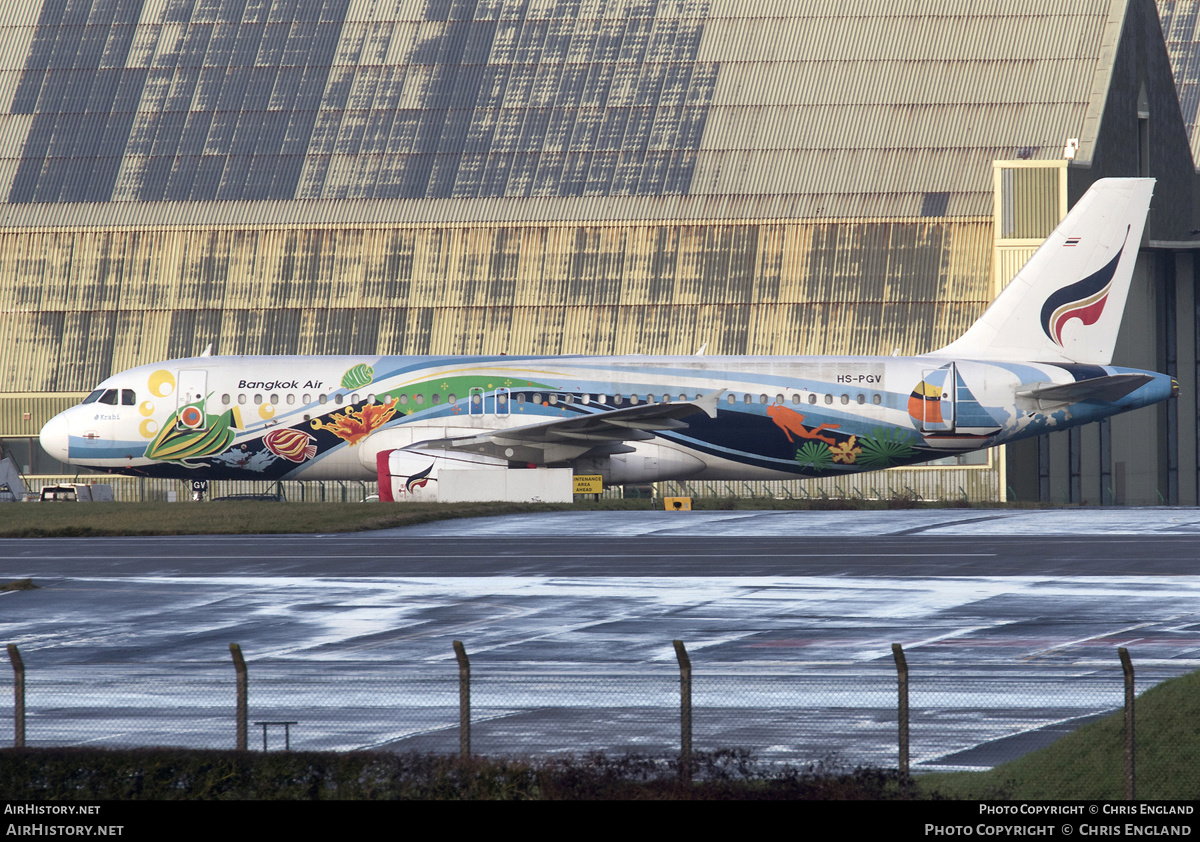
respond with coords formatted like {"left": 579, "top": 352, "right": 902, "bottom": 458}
{"left": 222, "top": 394, "right": 230, "bottom": 405}
{"left": 873, "top": 394, "right": 882, "bottom": 405}
{"left": 792, "top": 394, "right": 801, "bottom": 405}
{"left": 809, "top": 394, "right": 817, "bottom": 404}
{"left": 239, "top": 394, "right": 247, "bottom": 405}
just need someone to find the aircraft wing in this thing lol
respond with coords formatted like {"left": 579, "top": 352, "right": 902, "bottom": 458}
{"left": 406, "top": 391, "right": 723, "bottom": 465}
{"left": 1017, "top": 374, "right": 1153, "bottom": 409}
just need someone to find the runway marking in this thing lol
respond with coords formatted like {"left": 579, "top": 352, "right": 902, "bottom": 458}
{"left": 1021, "top": 614, "right": 1200, "bottom": 662}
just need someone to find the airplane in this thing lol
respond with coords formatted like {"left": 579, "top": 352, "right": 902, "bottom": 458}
{"left": 38, "top": 178, "right": 1175, "bottom": 499}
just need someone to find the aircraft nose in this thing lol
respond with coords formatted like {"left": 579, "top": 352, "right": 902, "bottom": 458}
{"left": 39, "top": 412, "right": 70, "bottom": 463}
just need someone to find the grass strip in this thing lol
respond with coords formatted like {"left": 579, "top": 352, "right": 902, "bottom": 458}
{"left": 0, "top": 748, "right": 910, "bottom": 800}
{"left": 918, "top": 669, "right": 1200, "bottom": 800}
{"left": 0, "top": 496, "right": 1045, "bottom": 538}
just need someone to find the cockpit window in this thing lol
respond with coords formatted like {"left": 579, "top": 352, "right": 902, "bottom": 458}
{"left": 121, "top": 389, "right": 135, "bottom": 406}
{"left": 98, "top": 390, "right": 119, "bottom": 405}
{"left": 82, "top": 390, "right": 104, "bottom": 405}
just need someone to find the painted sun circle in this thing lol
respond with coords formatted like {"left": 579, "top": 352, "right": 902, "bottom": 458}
{"left": 148, "top": 370, "right": 175, "bottom": 398}
{"left": 258, "top": 403, "right": 275, "bottom": 419}
{"left": 139, "top": 401, "right": 155, "bottom": 417}
{"left": 139, "top": 419, "right": 158, "bottom": 438}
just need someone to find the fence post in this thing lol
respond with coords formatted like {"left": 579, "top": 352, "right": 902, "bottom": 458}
{"left": 673, "top": 639, "right": 692, "bottom": 784}
{"left": 1118, "top": 647, "right": 1135, "bottom": 800}
{"left": 7, "top": 644, "right": 24, "bottom": 748}
{"left": 892, "top": 643, "right": 909, "bottom": 778}
{"left": 453, "top": 640, "right": 470, "bottom": 758}
{"left": 230, "top": 643, "right": 247, "bottom": 751}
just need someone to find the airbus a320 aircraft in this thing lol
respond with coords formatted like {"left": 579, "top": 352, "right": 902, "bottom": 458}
{"left": 40, "top": 178, "right": 1174, "bottom": 498}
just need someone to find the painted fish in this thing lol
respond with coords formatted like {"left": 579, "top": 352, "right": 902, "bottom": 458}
{"left": 341, "top": 363, "right": 374, "bottom": 390}
{"left": 311, "top": 398, "right": 398, "bottom": 445}
{"left": 263, "top": 427, "right": 318, "bottom": 463}
{"left": 144, "top": 408, "right": 237, "bottom": 464}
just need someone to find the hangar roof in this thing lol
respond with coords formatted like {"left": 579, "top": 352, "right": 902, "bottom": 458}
{"left": 1159, "top": 0, "right": 1200, "bottom": 167}
{"left": 0, "top": 0, "right": 1159, "bottom": 223}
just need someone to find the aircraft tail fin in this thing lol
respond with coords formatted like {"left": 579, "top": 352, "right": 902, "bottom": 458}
{"left": 933, "top": 178, "right": 1154, "bottom": 365}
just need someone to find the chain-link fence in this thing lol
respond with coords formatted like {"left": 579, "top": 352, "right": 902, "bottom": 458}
{"left": 5, "top": 642, "right": 1196, "bottom": 795}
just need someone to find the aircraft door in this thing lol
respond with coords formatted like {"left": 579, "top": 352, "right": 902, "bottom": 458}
{"left": 495, "top": 387, "right": 510, "bottom": 416}
{"left": 177, "top": 370, "right": 208, "bottom": 430}
{"left": 916, "top": 364, "right": 956, "bottom": 433}
{"left": 468, "top": 386, "right": 484, "bottom": 416}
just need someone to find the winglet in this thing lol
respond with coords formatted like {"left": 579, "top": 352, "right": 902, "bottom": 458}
{"left": 693, "top": 389, "right": 723, "bottom": 419}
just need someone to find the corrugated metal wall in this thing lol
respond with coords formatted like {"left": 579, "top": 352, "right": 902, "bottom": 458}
{"left": 0, "top": 216, "right": 992, "bottom": 391}
{"left": 0, "top": 393, "right": 85, "bottom": 436}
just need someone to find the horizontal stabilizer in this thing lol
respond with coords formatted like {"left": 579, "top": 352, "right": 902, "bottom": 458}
{"left": 1017, "top": 374, "right": 1153, "bottom": 409}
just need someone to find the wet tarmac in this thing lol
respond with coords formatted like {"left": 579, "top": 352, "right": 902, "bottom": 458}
{"left": 2, "top": 508, "right": 1198, "bottom": 770}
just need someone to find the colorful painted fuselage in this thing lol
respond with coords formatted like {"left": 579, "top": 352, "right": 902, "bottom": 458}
{"left": 39, "top": 353, "right": 1174, "bottom": 484}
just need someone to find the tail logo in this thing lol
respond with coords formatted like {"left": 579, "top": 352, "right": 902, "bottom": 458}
{"left": 405, "top": 464, "right": 434, "bottom": 492}
{"left": 1039, "top": 228, "right": 1127, "bottom": 346}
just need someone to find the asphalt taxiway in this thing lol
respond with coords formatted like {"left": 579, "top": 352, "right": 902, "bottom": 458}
{"left": 2, "top": 508, "right": 1198, "bottom": 769}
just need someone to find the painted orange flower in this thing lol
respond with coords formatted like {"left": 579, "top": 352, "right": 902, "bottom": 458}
{"left": 829, "top": 435, "right": 862, "bottom": 464}
{"left": 312, "top": 398, "right": 399, "bottom": 445}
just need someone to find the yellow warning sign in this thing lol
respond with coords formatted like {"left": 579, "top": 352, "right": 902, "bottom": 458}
{"left": 664, "top": 496, "right": 692, "bottom": 511}
{"left": 574, "top": 475, "right": 603, "bottom": 494}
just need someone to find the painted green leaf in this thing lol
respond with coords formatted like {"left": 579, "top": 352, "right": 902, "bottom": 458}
{"left": 857, "top": 426, "right": 919, "bottom": 469}
{"left": 795, "top": 441, "right": 833, "bottom": 472}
